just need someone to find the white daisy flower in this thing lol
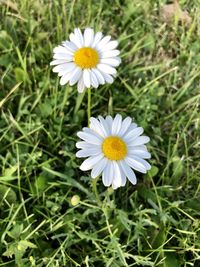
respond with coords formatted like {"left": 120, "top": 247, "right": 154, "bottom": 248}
{"left": 50, "top": 28, "right": 121, "bottom": 93}
{"left": 76, "top": 114, "right": 151, "bottom": 189}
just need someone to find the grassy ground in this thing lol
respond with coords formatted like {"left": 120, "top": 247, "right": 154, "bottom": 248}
{"left": 0, "top": 0, "right": 200, "bottom": 266}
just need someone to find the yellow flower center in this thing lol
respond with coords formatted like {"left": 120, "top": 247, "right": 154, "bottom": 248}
{"left": 74, "top": 47, "right": 99, "bottom": 68}
{"left": 102, "top": 136, "right": 127, "bottom": 161}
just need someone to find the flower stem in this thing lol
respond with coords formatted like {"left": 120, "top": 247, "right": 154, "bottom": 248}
{"left": 92, "top": 177, "right": 101, "bottom": 206}
{"left": 87, "top": 87, "right": 91, "bottom": 126}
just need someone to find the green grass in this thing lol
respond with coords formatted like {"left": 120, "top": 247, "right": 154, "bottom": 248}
{"left": 0, "top": 0, "right": 200, "bottom": 266}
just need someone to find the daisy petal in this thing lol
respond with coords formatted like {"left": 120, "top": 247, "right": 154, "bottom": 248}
{"left": 83, "top": 69, "right": 91, "bottom": 88}
{"left": 105, "top": 115, "right": 113, "bottom": 128}
{"left": 80, "top": 127, "right": 104, "bottom": 139}
{"left": 91, "top": 70, "right": 99, "bottom": 88}
{"left": 118, "top": 117, "right": 132, "bottom": 137}
{"left": 120, "top": 169, "right": 127, "bottom": 186}
{"left": 101, "top": 72, "right": 114, "bottom": 84}
{"left": 50, "top": 59, "right": 69, "bottom": 66}
{"left": 98, "top": 116, "right": 110, "bottom": 136}
{"left": 77, "top": 131, "right": 103, "bottom": 145}
{"left": 102, "top": 161, "right": 113, "bottom": 187}
{"left": 91, "top": 68, "right": 105, "bottom": 85}
{"left": 76, "top": 141, "right": 96, "bottom": 149}
{"left": 91, "top": 157, "right": 108, "bottom": 178}
{"left": 112, "top": 161, "right": 123, "bottom": 189}
{"left": 53, "top": 46, "right": 72, "bottom": 54}
{"left": 124, "top": 127, "right": 144, "bottom": 142}
{"left": 128, "top": 123, "right": 138, "bottom": 131}
{"left": 129, "top": 136, "right": 150, "bottom": 146}
{"left": 129, "top": 149, "right": 151, "bottom": 159}
{"left": 92, "top": 32, "right": 103, "bottom": 48}
{"left": 76, "top": 147, "right": 100, "bottom": 158}
{"left": 97, "top": 64, "right": 117, "bottom": 75}
{"left": 62, "top": 41, "right": 77, "bottom": 51}
{"left": 58, "top": 66, "right": 76, "bottom": 77}
{"left": 53, "top": 53, "right": 73, "bottom": 60}
{"left": 130, "top": 145, "right": 147, "bottom": 151}
{"left": 102, "top": 50, "right": 120, "bottom": 58}
{"left": 120, "top": 161, "right": 137, "bottom": 185}
{"left": 100, "top": 57, "right": 121, "bottom": 67}
{"left": 76, "top": 142, "right": 100, "bottom": 152}
{"left": 102, "top": 40, "right": 118, "bottom": 51}
{"left": 60, "top": 72, "right": 72, "bottom": 85}
{"left": 69, "top": 67, "right": 82, "bottom": 86}
{"left": 69, "top": 33, "right": 82, "bottom": 48}
{"left": 53, "top": 62, "right": 75, "bottom": 73}
{"left": 77, "top": 75, "right": 85, "bottom": 93}
{"left": 90, "top": 117, "right": 107, "bottom": 137}
{"left": 125, "top": 157, "right": 147, "bottom": 173}
{"left": 95, "top": 35, "right": 111, "bottom": 50}
{"left": 80, "top": 154, "right": 104, "bottom": 171}
{"left": 74, "top": 28, "right": 84, "bottom": 47}
{"left": 131, "top": 156, "right": 151, "bottom": 170}
{"left": 84, "top": 28, "right": 94, "bottom": 47}
{"left": 112, "top": 114, "right": 122, "bottom": 135}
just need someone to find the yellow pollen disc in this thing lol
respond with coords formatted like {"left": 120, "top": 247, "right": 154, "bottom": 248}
{"left": 102, "top": 136, "right": 127, "bottom": 161}
{"left": 74, "top": 47, "right": 99, "bottom": 68}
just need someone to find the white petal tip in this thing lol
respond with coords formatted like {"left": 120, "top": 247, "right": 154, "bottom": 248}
{"left": 129, "top": 178, "right": 137, "bottom": 185}
{"left": 112, "top": 186, "right": 118, "bottom": 190}
{"left": 78, "top": 90, "right": 85, "bottom": 94}
{"left": 75, "top": 152, "right": 81, "bottom": 158}
{"left": 60, "top": 80, "right": 67, "bottom": 86}
{"left": 76, "top": 131, "right": 82, "bottom": 138}
{"left": 79, "top": 165, "right": 87, "bottom": 171}
{"left": 146, "top": 137, "right": 150, "bottom": 142}
{"left": 103, "top": 182, "right": 111, "bottom": 187}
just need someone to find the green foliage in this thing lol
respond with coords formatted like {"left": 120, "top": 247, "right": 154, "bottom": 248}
{"left": 0, "top": 0, "right": 200, "bottom": 266}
